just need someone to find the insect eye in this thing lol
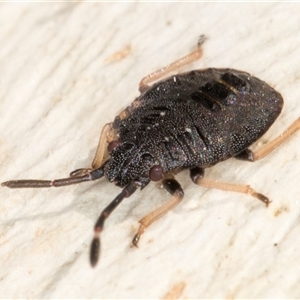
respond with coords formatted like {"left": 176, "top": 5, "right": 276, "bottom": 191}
{"left": 149, "top": 165, "right": 163, "bottom": 181}
{"left": 107, "top": 140, "right": 120, "bottom": 152}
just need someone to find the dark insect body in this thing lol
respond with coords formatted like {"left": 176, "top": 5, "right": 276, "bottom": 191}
{"left": 2, "top": 36, "right": 300, "bottom": 267}
{"left": 111, "top": 68, "right": 282, "bottom": 188}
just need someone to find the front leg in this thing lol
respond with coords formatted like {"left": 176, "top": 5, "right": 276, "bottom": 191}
{"left": 132, "top": 178, "right": 184, "bottom": 247}
{"left": 68, "top": 122, "right": 117, "bottom": 177}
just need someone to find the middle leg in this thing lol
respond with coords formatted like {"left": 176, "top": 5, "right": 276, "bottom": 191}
{"left": 190, "top": 167, "right": 270, "bottom": 206}
{"left": 139, "top": 35, "right": 207, "bottom": 91}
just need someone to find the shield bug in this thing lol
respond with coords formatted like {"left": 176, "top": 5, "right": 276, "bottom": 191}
{"left": 2, "top": 35, "right": 300, "bottom": 267}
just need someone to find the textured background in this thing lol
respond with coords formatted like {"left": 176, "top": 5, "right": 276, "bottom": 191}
{"left": 1, "top": 2, "right": 300, "bottom": 299}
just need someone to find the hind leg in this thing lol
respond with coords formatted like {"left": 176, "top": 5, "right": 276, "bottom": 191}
{"left": 235, "top": 117, "right": 300, "bottom": 162}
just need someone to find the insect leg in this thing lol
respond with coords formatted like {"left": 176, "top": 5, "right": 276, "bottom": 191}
{"left": 139, "top": 35, "right": 207, "bottom": 92}
{"left": 92, "top": 122, "right": 116, "bottom": 169}
{"left": 90, "top": 180, "right": 141, "bottom": 267}
{"left": 68, "top": 123, "right": 116, "bottom": 177}
{"left": 190, "top": 167, "right": 270, "bottom": 207}
{"left": 236, "top": 117, "right": 300, "bottom": 162}
{"left": 1, "top": 167, "right": 105, "bottom": 188}
{"left": 132, "top": 178, "right": 184, "bottom": 247}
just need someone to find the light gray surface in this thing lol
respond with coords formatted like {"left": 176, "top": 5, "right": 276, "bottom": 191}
{"left": 1, "top": 3, "right": 300, "bottom": 299}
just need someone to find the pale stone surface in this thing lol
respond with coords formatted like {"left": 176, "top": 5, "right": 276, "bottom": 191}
{"left": 1, "top": 2, "right": 300, "bottom": 299}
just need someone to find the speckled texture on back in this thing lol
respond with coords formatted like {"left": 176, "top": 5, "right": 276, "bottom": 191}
{"left": 107, "top": 68, "right": 283, "bottom": 187}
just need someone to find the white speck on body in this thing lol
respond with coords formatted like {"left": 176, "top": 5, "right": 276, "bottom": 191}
{"left": 185, "top": 127, "right": 192, "bottom": 133}
{"left": 164, "top": 137, "right": 169, "bottom": 141}
{"left": 160, "top": 111, "right": 165, "bottom": 116}
{"left": 173, "top": 76, "right": 177, "bottom": 82}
